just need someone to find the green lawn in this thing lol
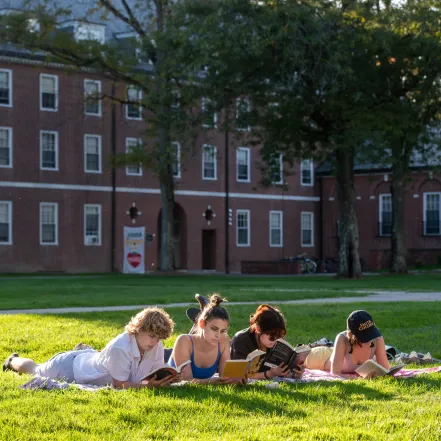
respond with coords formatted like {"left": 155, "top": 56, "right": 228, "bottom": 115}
{"left": 1, "top": 302, "right": 441, "bottom": 440}
{"left": 1, "top": 273, "right": 441, "bottom": 310}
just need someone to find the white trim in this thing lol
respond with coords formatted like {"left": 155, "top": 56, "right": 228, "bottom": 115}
{"left": 40, "top": 131, "right": 59, "bottom": 171}
{"left": 0, "top": 200, "right": 12, "bottom": 245}
{"left": 378, "top": 194, "right": 392, "bottom": 236}
{"left": 423, "top": 192, "right": 441, "bottom": 236}
{"left": 269, "top": 210, "right": 283, "bottom": 248}
{"left": 84, "top": 134, "right": 102, "bottom": 174}
{"left": 236, "top": 97, "right": 251, "bottom": 132}
{"left": 0, "top": 127, "right": 12, "bottom": 168}
{"left": 126, "top": 86, "right": 142, "bottom": 120}
{"left": 236, "top": 147, "right": 251, "bottom": 183}
{"left": 84, "top": 204, "right": 102, "bottom": 246}
{"left": 0, "top": 181, "right": 322, "bottom": 201}
{"left": 84, "top": 79, "right": 102, "bottom": 116}
{"left": 300, "top": 159, "right": 314, "bottom": 186}
{"left": 40, "top": 74, "right": 58, "bottom": 112}
{"left": 40, "top": 202, "right": 58, "bottom": 246}
{"left": 201, "top": 97, "right": 217, "bottom": 129}
{"left": 0, "top": 69, "right": 12, "bottom": 108}
{"left": 271, "top": 154, "right": 283, "bottom": 185}
{"left": 172, "top": 142, "right": 181, "bottom": 178}
{"left": 125, "top": 138, "right": 143, "bottom": 176}
{"left": 301, "top": 211, "right": 314, "bottom": 247}
{"left": 202, "top": 144, "right": 217, "bottom": 180}
{"left": 236, "top": 209, "right": 250, "bottom": 247}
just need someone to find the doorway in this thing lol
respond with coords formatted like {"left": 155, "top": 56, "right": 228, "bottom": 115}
{"left": 202, "top": 230, "right": 216, "bottom": 270}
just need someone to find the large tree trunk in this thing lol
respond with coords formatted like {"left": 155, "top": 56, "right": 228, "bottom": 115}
{"left": 335, "top": 147, "right": 362, "bottom": 278}
{"left": 391, "top": 148, "right": 410, "bottom": 273}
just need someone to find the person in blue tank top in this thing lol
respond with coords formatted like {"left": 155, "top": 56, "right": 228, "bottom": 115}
{"left": 168, "top": 293, "right": 236, "bottom": 384}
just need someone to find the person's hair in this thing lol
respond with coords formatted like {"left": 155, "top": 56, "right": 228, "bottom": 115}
{"left": 198, "top": 293, "right": 229, "bottom": 328}
{"left": 249, "top": 304, "right": 286, "bottom": 339}
{"left": 125, "top": 307, "right": 175, "bottom": 340}
{"left": 346, "top": 331, "right": 374, "bottom": 354}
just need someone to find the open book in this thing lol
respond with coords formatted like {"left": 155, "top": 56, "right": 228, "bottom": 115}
{"left": 263, "top": 340, "right": 311, "bottom": 371}
{"left": 355, "top": 359, "right": 404, "bottom": 378}
{"left": 223, "top": 349, "right": 266, "bottom": 379}
{"left": 143, "top": 360, "right": 191, "bottom": 381}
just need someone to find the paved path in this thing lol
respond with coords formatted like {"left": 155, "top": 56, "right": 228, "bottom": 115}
{"left": 2, "top": 291, "right": 441, "bottom": 315}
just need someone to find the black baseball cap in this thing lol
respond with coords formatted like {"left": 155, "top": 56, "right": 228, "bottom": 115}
{"left": 347, "top": 310, "right": 382, "bottom": 343}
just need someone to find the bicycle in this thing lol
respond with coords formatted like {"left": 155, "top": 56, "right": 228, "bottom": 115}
{"left": 295, "top": 253, "right": 318, "bottom": 274}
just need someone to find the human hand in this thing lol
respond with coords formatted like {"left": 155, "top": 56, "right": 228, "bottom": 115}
{"left": 269, "top": 363, "right": 290, "bottom": 378}
{"left": 208, "top": 376, "right": 235, "bottom": 385}
{"left": 291, "top": 364, "right": 305, "bottom": 379}
{"left": 146, "top": 374, "right": 176, "bottom": 388}
{"left": 365, "top": 372, "right": 378, "bottom": 380}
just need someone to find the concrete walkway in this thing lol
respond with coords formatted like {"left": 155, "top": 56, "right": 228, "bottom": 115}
{"left": 2, "top": 290, "right": 441, "bottom": 315}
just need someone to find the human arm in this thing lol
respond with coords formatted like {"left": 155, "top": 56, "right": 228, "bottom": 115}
{"left": 169, "top": 334, "right": 194, "bottom": 381}
{"left": 373, "top": 337, "right": 390, "bottom": 371}
{"left": 329, "top": 333, "right": 347, "bottom": 376}
{"left": 113, "top": 375, "right": 175, "bottom": 389}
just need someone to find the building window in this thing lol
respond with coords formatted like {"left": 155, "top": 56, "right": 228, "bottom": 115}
{"left": 76, "top": 23, "right": 105, "bottom": 44}
{"left": 424, "top": 192, "right": 441, "bottom": 236}
{"left": 236, "top": 209, "right": 250, "bottom": 247}
{"left": 84, "top": 134, "right": 101, "bottom": 173}
{"left": 40, "top": 131, "right": 58, "bottom": 170}
{"left": 236, "top": 97, "right": 251, "bottom": 131}
{"left": 125, "top": 138, "right": 142, "bottom": 176}
{"left": 379, "top": 194, "right": 392, "bottom": 236}
{"left": 300, "top": 159, "right": 314, "bottom": 186}
{"left": 40, "top": 74, "right": 58, "bottom": 111}
{"left": 202, "top": 97, "right": 216, "bottom": 128}
{"left": 40, "top": 203, "right": 58, "bottom": 245}
{"left": 301, "top": 212, "right": 314, "bottom": 247}
{"left": 126, "top": 86, "right": 142, "bottom": 120}
{"left": 172, "top": 142, "right": 181, "bottom": 178}
{"left": 271, "top": 154, "right": 283, "bottom": 185}
{"left": 84, "top": 80, "right": 102, "bottom": 116}
{"left": 270, "top": 211, "right": 283, "bottom": 247}
{"left": 0, "top": 201, "right": 12, "bottom": 245}
{"left": 236, "top": 147, "right": 250, "bottom": 182}
{"left": 0, "top": 127, "right": 12, "bottom": 168}
{"left": 84, "top": 204, "right": 101, "bottom": 246}
{"left": 0, "top": 69, "right": 12, "bottom": 107}
{"left": 202, "top": 144, "right": 217, "bottom": 180}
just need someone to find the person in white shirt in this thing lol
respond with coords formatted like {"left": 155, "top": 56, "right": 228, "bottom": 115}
{"left": 3, "top": 307, "right": 176, "bottom": 389}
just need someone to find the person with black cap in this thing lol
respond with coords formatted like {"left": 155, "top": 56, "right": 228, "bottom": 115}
{"left": 305, "top": 310, "right": 389, "bottom": 376}
{"left": 230, "top": 304, "right": 304, "bottom": 380}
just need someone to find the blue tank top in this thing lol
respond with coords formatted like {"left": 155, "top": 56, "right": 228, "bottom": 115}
{"left": 169, "top": 335, "right": 221, "bottom": 379}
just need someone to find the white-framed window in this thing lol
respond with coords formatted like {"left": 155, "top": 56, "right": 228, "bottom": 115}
{"left": 76, "top": 23, "right": 105, "bottom": 44}
{"left": 236, "top": 97, "right": 251, "bottom": 131}
{"left": 269, "top": 211, "right": 283, "bottom": 247}
{"left": 0, "top": 201, "right": 12, "bottom": 245}
{"left": 40, "top": 131, "right": 59, "bottom": 171}
{"left": 0, "top": 69, "right": 12, "bottom": 107}
{"left": 125, "top": 137, "right": 142, "bottom": 176}
{"left": 423, "top": 192, "right": 441, "bottom": 236}
{"left": 84, "top": 204, "right": 102, "bottom": 246}
{"left": 301, "top": 212, "right": 314, "bottom": 247}
{"left": 172, "top": 142, "right": 181, "bottom": 178}
{"left": 236, "top": 209, "right": 250, "bottom": 247}
{"left": 126, "top": 86, "right": 142, "bottom": 120}
{"left": 40, "top": 74, "right": 58, "bottom": 111}
{"left": 271, "top": 154, "right": 283, "bottom": 185}
{"left": 379, "top": 194, "right": 392, "bottom": 236}
{"left": 202, "top": 144, "right": 217, "bottom": 180}
{"left": 300, "top": 159, "right": 314, "bottom": 186}
{"left": 40, "top": 203, "right": 58, "bottom": 245}
{"left": 0, "top": 127, "right": 12, "bottom": 168}
{"left": 236, "top": 147, "right": 250, "bottom": 182}
{"left": 84, "top": 134, "right": 102, "bottom": 173}
{"left": 84, "top": 79, "right": 102, "bottom": 116}
{"left": 202, "top": 97, "right": 217, "bottom": 128}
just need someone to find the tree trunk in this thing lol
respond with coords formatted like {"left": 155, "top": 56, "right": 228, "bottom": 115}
{"left": 391, "top": 150, "right": 409, "bottom": 274}
{"left": 335, "top": 147, "right": 362, "bottom": 278}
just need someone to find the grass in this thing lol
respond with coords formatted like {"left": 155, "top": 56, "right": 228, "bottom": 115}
{"left": 1, "top": 273, "right": 441, "bottom": 310}
{"left": 1, "top": 302, "right": 441, "bottom": 440}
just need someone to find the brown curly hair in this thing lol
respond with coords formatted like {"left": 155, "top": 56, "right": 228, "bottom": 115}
{"left": 346, "top": 331, "right": 374, "bottom": 354}
{"left": 125, "top": 307, "right": 174, "bottom": 340}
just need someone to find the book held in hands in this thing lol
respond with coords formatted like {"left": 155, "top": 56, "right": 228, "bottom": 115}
{"left": 263, "top": 340, "right": 311, "bottom": 371}
{"left": 355, "top": 359, "right": 404, "bottom": 378}
{"left": 222, "top": 349, "right": 266, "bottom": 379}
{"left": 143, "top": 360, "right": 191, "bottom": 381}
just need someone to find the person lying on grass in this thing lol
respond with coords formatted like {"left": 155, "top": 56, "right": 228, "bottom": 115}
{"left": 3, "top": 307, "right": 177, "bottom": 389}
{"left": 168, "top": 294, "right": 238, "bottom": 385}
{"left": 304, "top": 310, "right": 390, "bottom": 377}
{"left": 230, "top": 304, "right": 305, "bottom": 381}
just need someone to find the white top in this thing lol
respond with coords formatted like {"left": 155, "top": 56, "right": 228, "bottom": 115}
{"left": 73, "top": 332, "right": 165, "bottom": 386}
